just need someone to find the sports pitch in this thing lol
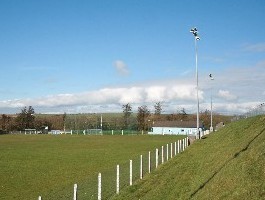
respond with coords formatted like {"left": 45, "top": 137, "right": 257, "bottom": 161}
{"left": 0, "top": 134, "right": 183, "bottom": 199}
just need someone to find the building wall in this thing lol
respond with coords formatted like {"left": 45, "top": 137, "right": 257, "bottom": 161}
{"left": 149, "top": 127, "right": 198, "bottom": 135}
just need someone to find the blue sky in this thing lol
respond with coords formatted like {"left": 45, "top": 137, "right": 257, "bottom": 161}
{"left": 0, "top": 0, "right": 265, "bottom": 114}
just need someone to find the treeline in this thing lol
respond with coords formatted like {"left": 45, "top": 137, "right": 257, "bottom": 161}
{"left": 0, "top": 104, "right": 232, "bottom": 133}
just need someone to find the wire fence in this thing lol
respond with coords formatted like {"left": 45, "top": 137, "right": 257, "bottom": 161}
{"left": 244, "top": 103, "right": 265, "bottom": 118}
{"left": 38, "top": 137, "right": 190, "bottom": 200}
{"left": 232, "top": 103, "right": 265, "bottom": 121}
{"left": 10, "top": 129, "right": 145, "bottom": 135}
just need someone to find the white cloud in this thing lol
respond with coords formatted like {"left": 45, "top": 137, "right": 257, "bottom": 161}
{"left": 1, "top": 58, "right": 265, "bottom": 115}
{"left": 0, "top": 83, "right": 201, "bottom": 112}
{"left": 217, "top": 90, "right": 237, "bottom": 101}
{"left": 113, "top": 60, "right": 130, "bottom": 76}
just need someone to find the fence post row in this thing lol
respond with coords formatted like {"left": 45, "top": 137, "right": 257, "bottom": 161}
{"left": 38, "top": 137, "right": 192, "bottom": 200}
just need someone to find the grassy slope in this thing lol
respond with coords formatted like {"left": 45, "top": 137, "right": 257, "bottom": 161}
{"left": 111, "top": 116, "right": 265, "bottom": 200}
{"left": 0, "top": 135, "right": 183, "bottom": 200}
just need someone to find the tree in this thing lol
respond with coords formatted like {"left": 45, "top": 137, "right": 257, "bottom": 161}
{"left": 122, "top": 103, "right": 132, "bottom": 129}
{"left": 63, "top": 112, "right": 67, "bottom": 132}
{"left": 200, "top": 109, "right": 211, "bottom": 129}
{"left": 179, "top": 108, "right": 188, "bottom": 120}
{"left": 1, "top": 114, "right": 11, "bottom": 132}
{"left": 137, "top": 105, "right": 150, "bottom": 131}
{"left": 16, "top": 106, "right": 35, "bottom": 130}
{"left": 154, "top": 102, "right": 162, "bottom": 116}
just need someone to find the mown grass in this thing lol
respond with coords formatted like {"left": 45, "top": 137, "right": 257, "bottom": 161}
{"left": 0, "top": 134, "right": 183, "bottom": 200}
{"left": 111, "top": 116, "right": 265, "bottom": 200}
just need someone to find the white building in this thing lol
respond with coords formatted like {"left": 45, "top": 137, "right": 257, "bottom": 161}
{"left": 148, "top": 121, "right": 203, "bottom": 135}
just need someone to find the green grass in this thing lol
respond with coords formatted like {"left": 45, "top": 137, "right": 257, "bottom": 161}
{"left": 111, "top": 116, "right": 265, "bottom": 200}
{"left": 0, "top": 134, "right": 183, "bottom": 200}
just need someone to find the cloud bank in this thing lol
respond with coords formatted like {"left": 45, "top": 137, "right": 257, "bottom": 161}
{"left": 1, "top": 59, "right": 265, "bottom": 115}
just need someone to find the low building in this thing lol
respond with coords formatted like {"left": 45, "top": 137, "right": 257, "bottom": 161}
{"left": 148, "top": 121, "right": 203, "bottom": 135}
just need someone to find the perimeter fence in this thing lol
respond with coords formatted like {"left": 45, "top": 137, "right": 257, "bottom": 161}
{"left": 38, "top": 137, "right": 190, "bottom": 200}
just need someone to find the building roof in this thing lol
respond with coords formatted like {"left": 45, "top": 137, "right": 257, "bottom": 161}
{"left": 152, "top": 120, "right": 202, "bottom": 128}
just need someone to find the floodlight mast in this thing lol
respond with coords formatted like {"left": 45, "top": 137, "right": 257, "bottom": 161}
{"left": 209, "top": 74, "right": 214, "bottom": 132}
{"left": 190, "top": 27, "right": 200, "bottom": 139}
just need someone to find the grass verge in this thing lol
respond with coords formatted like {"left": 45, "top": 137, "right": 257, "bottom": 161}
{"left": 111, "top": 116, "right": 265, "bottom": 200}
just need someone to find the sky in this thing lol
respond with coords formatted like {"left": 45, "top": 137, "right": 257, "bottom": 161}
{"left": 0, "top": 0, "right": 265, "bottom": 115}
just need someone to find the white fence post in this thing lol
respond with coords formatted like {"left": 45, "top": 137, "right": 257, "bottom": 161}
{"left": 161, "top": 146, "right": 164, "bottom": 164}
{"left": 148, "top": 151, "right": 151, "bottom": 173}
{"left": 122, "top": 130, "right": 124, "bottom": 135}
{"left": 130, "top": 160, "right": 133, "bottom": 185}
{"left": 73, "top": 184, "right": 77, "bottom": 200}
{"left": 170, "top": 143, "right": 173, "bottom": 159}
{"left": 38, "top": 196, "right": 41, "bottom": 200}
{"left": 155, "top": 148, "right": 158, "bottom": 168}
{"left": 112, "top": 130, "right": 114, "bottom": 135}
{"left": 71, "top": 130, "right": 73, "bottom": 135}
{"left": 182, "top": 139, "right": 185, "bottom": 151}
{"left": 98, "top": 173, "right": 101, "bottom": 200}
{"left": 140, "top": 155, "right": 143, "bottom": 179}
{"left": 116, "top": 165, "right": 119, "bottom": 194}
{"left": 166, "top": 144, "right": 169, "bottom": 161}
{"left": 174, "top": 141, "right": 177, "bottom": 156}
{"left": 178, "top": 140, "right": 180, "bottom": 153}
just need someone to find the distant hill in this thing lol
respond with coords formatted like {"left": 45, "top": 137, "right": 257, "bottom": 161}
{"left": 111, "top": 115, "right": 265, "bottom": 200}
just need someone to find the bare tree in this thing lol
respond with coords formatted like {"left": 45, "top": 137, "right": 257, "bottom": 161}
{"left": 137, "top": 105, "right": 150, "bottom": 131}
{"left": 122, "top": 103, "right": 132, "bottom": 129}
{"left": 179, "top": 107, "right": 188, "bottom": 120}
{"left": 154, "top": 102, "right": 162, "bottom": 120}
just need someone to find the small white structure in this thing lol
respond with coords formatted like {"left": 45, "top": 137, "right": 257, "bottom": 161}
{"left": 50, "top": 130, "right": 62, "bottom": 135}
{"left": 148, "top": 121, "right": 202, "bottom": 135}
{"left": 25, "top": 129, "right": 37, "bottom": 134}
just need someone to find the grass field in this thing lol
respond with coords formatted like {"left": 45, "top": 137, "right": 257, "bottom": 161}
{"left": 111, "top": 116, "right": 265, "bottom": 200}
{"left": 0, "top": 134, "right": 183, "bottom": 200}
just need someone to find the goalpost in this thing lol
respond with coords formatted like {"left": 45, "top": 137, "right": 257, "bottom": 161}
{"left": 85, "top": 129, "right": 103, "bottom": 135}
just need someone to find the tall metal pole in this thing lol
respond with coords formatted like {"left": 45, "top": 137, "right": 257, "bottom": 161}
{"left": 210, "top": 87, "right": 213, "bottom": 130}
{"left": 209, "top": 74, "right": 214, "bottom": 132}
{"left": 190, "top": 27, "right": 200, "bottom": 139}
{"left": 195, "top": 37, "right": 199, "bottom": 139}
